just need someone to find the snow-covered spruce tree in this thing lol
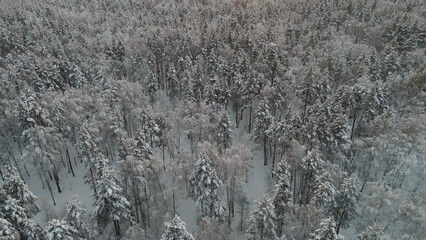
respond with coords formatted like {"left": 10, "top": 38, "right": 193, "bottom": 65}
{"left": 160, "top": 215, "right": 194, "bottom": 240}
{"left": 93, "top": 164, "right": 131, "bottom": 238}
{"left": 272, "top": 160, "right": 293, "bottom": 237}
{"left": 310, "top": 217, "right": 341, "bottom": 240}
{"left": 335, "top": 174, "right": 361, "bottom": 234}
{"left": 0, "top": 189, "right": 41, "bottom": 240}
{"left": 355, "top": 223, "right": 384, "bottom": 240}
{"left": 44, "top": 219, "right": 78, "bottom": 240}
{"left": 313, "top": 171, "right": 337, "bottom": 217}
{"left": 296, "top": 67, "right": 321, "bottom": 123}
{"left": 1, "top": 166, "right": 39, "bottom": 217}
{"left": 300, "top": 148, "right": 324, "bottom": 205}
{"left": 17, "top": 93, "right": 63, "bottom": 204}
{"left": 188, "top": 154, "right": 227, "bottom": 221}
{"left": 215, "top": 111, "right": 232, "bottom": 152}
{"left": 77, "top": 120, "right": 100, "bottom": 194}
{"left": 253, "top": 99, "right": 273, "bottom": 165}
{"left": 245, "top": 195, "right": 278, "bottom": 240}
{"left": 64, "top": 197, "right": 94, "bottom": 239}
{"left": 0, "top": 218, "right": 20, "bottom": 240}
{"left": 167, "top": 63, "right": 179, "bottom": 103}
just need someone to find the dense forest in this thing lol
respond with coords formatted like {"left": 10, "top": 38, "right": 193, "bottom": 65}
{"left": 0, "top": 0, "right": 425, "bottom": 239}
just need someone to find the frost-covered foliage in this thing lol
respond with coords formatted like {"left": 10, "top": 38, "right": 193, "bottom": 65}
{"left": 160, "top": 215, "right": 194, "bottom": 240}
{"left": 0, "top": 190, "right": 41, "bottom": 240}
{"left": 355, "top": 224, "right": 384, "bottom": 240}
{"left": 1, "top": 166, "right": 39, "bottom": 217}
{"left": 334, "top": 174, "right": 361, "bottom": 233}
{"left": 311, "top": 217, "right": 341, "bottom": 240}
{"left": 44, "top": 219, "right": 78, "bottom": 240}
{"left": 215, "top": 111, "right": 232, "bottom": 151}
{"left": 0, "top": 218, "right": 20, "bottom": 240}
{"left": 313, "top": 171, "right": 337, "bottom": 216}
{"left": 300, "top": 148, "right": 325, "bottom": 204}
{"left": 64, "top": 197, "right": 94, "bottom": 239}
{"left": 0, "top": 0, "right": 424, "bottom": 239}
{"left": 92, "top": 165, "right": 131, "bottom": 228}
{"left": 245, "top": 195, "right": 278, "bottom": 240}
{"left": 272, "top": 160, "right": 293, "bottom": 236}
{"left": 189, "top": 154, "right": 227, "bottom": 220}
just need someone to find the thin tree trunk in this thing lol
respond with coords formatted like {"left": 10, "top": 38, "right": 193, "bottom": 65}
{"left": 232, "top": 174, "right": 236, "bottom": 217}
{"left": 66, "top": 149, "right": 75, "bottom": 177}
{"left": 272, "top": 141, "right": 277, "bottom": 177}
{"left": 336, "top": 210, "right": 346, "bottom": 234}
{"left": 5, "top": 143, "right": 24, "bottom": 180}
{"left": 172, "top": 177, "right": 176, "bottom": 216}
{"left": 235, "top": 103, "right": 239, "bottom": 128}
{"left": 42, "top": 169, "right": 56, "bottom": 205}
{"left": 248, "top": 106, "right": 252, "bottom": 134}
{"left": 145, "top": 185, "right": 150, "bottom": 229}
{"left": 302, "top": 87, "right": 310, "bottom": 124}
{"left": 162, "top": 143, "right": 166, "bottom": 171}
{"left": 293, "top": 157, "right": 297, "bottom": 206}
{"left": 263, "top": 134, "right": 268, "bottom": 165}
{"left": 156, "top": 175, "right": 169, "bottom": 213}
{"left": 350, "top": 109, "right": 357, "bottom": 140}
{"left": 53, "top": 167, "right": 62, "bottom": 193}
{"left": 113, "top": 220, "right": 120, "bottom": 239}
{"left": 60, "top": 150, "right": 66, "bottom": 167}
{"left": 35, "top": 164, "right": 45, "bottom": 189}
{"left": 227, "top": 185, "right": 231, "bottom": 226}
{"left": 240, "top": 199, "right": 246, "bottom": 231}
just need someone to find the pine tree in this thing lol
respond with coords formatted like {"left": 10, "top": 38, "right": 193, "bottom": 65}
{"left": 160, "top": 215, "right": 195, "bottom": 240}
{"left": 93, "top": 165, "right": 131, "bottom": 238}
{"left": 0, "top": 190, "right": 41, "bottom": 240}
{"left": 167, "top": 63, "right": 179, "bottom": 102}
{"left": 300, "top": 148, "right": 324, "bottom": 205}
{"left": 215, "top": 112, "right": 232, "bottom": 152}
{"left": 272, "top": 161, "right": 293, "bottom": 237}
{"left": 44, "top": 219, "right": 78, "bottom": 240}
{"left": 0, "top": 218, "right": 20, "bottom": 240}
{"left": 335, "top": 174, "right": 360, "bottom": 234}
{"left": 77, "top": 120, "right": 100, "bottom": 193}
{"left": 313, "top": 171, "right": 337, "bottom": 217}
{"left": 189, "top": 154, "right": 227, "bottom": 220}
{"left": 1, "top": 166, "right": 39, "bottom": 217}
{"left": 245, "top": 195, "right": 278, "bottom": 240}
{"left": 64, "top": 197, "right": 94, "bottom": 239}
{"left": 310, "top": 217, "right": 340, "bottom": 240}
{"left": 253, "top": 100, "right": 273, "bottom": 165}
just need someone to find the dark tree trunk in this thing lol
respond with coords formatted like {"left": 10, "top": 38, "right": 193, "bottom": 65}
{"left": 336, "top": 210, "right": 346, "bottom": 234}
{"left": 248, "top": 106, "right": 252, "bottom": 134}
{"left": 263, "top": 134, "right": 268, "bottom": 165}
{"left": 66, "top": 149, "right": 75, "bottom": 177}
{"left": 113, "top": 220, "right": 121, "bottom": 239}
{"left": 235, "top": 103, "right": 239, "bottom": 127}
{"left": 350, "top": 109, "right": 357, "bottom": 140}
{"left": 162, "top": 143, "right": 166, "bottom": 171}
{"left": 4, "top": 143, "right": 24, "bottom": 180}
{"left": 302, "top": 86, "right": 310, "bottom": 124}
